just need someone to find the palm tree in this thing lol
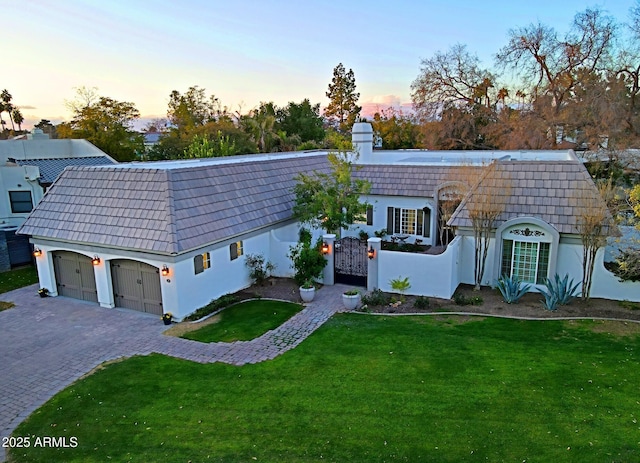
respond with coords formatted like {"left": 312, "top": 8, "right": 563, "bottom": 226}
{"left": 497, "top": 87, "right": 509, "bottom": 108}
{"left": 12, "top": 108, "right": 24, "bottom": 131}
{"left": 0, "top": 101, "right": 6, "bottom": 132}
{"left": 1, "top": 90, "right": 15, "bottom": 131}
{"left": 515, "top": 90, "right": 527, "bottom": 109}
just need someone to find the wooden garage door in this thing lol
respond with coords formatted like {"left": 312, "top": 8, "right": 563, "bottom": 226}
{"left": 53, "top": 251, "right": 98, "bottom": 303}
{"left": 111, "top": 260, "right": 163, "bottom": 315}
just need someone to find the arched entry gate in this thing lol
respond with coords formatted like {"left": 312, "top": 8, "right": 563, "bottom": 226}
{"left": 334, "top": 236, "right": 368, "bottom": 286}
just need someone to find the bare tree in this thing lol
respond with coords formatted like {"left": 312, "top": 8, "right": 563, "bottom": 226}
{"left": 575, "top": 179, "right": 616, "bottom": 300}
{"left": 411, "top": 44, "right": 495, "bottom": 120}
{"left": 496, "top": 8, "right": 615, "bottom": 142}
{"left": 451, "top": 162, "right": 512, "bottom": 289}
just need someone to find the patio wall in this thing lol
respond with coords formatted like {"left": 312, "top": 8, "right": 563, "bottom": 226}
{"left": 371, "top": 236, "right": 462, "bottom": 299}
{"left": 557, "top": 242, "right": 640, "bottom": 302}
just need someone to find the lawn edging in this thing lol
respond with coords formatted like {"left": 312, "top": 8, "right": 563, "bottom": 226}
{"left": 350, "top": 310, "right": 640, "bottom": 324}
{"left": 185, "top": 297, "right": 301, "bottom": 324}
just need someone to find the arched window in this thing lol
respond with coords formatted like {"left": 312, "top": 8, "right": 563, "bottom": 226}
{"left": 494, "top": 218, "right": 559, "bottom": 286}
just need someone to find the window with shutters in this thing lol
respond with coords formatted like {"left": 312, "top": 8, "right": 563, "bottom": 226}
{"left": 230, "top": 241, "right": 243, "bottom": 260}
{"left": 194, "top": 252, "right": 211, "bottom": 274}
{"left": 386, "top": 207, "right": 430, "bottom": 237}
{"left": 354, "top": 205, "right": 374, "bottom": 225}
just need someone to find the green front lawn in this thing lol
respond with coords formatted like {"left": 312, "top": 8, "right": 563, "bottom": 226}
{"left": 0, "top": 265, "right": 38, "bottom": 294}
{"left": 180, "top": 299, "right": 304, "bottom": 343}
{"left": 10, "top": 316, "right": 640, "bottom": 462}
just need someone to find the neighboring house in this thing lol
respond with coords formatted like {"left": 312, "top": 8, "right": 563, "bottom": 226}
{"left": 0, "top": 129, "right": 117, "bottom": 271}
{"left": 18, "top": 123, "right": 640, "bottom": 320}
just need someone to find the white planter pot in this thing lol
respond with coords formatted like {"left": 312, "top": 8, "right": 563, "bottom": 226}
{"left": 342, "top": 293, "right": 360, "bottom": 310}
{"left": 300, "top": 286, "right": 316, "bottom": 303}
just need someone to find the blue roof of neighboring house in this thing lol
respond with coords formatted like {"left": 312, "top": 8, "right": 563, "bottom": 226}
{"left": 143, "top": 133, "right": 162, "bottom": 144}
{"left": 15, "top": 156, "right": 116, "bottom": 184}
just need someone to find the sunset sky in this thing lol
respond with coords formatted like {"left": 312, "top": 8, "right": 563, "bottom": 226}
{"left": 7, "top": 0, "right": 636, "bottom": 129}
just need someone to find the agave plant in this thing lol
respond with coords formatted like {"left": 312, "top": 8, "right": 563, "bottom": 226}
{"left": 539, "top": 273, "right": 581, "bottom": 311}
{"left": 496, "top": 274, "right": 531, "bottom": 304}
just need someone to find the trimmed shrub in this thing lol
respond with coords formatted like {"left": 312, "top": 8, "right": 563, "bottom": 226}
{"left": 453, "top": 292, "right": 483, "bottom": 306}
{"left": 184, "top": 294, "right": 240, "bottom": 321}
{"left": 361, "top": 288, "right": 389, "bottom": 306}
{"left": 413, "top": 296, "right": 430, "bottom": 309}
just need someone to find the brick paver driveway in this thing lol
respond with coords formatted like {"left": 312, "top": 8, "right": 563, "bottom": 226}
{"left": 0, "top": 283, "right": 349, "bottom": 462}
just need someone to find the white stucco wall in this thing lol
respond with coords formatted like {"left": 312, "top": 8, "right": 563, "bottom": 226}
{"left": 343, "top": 194, "right": 436, "bottom": 245}
{"left": 269, "top": 223, "right": 300, "bottom": 278}
{"left": 0, "top": 165, "right": 43, "bottom": 227}
{"left": 373, "top": 236, "right": 461, "bottom": 299}
{"left": 455, "top": 235, "right": 499, "bottom": 288}
{"left": 557, "top": 242, "right": 640, "bottom": 302}
{"left": 31, "top": 242, "right": 177, "bottom": 312}
{"left": 31, "top": 219, "right": 330, "bottom": 320}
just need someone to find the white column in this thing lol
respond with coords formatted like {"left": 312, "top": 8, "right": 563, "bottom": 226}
{"left": 322, "top": 234, "right": 336, "bottom": 285}
{"left": 367, "top": 237, "right": 381, "bottom": 292}
{"left": 94, "top": 260, "right": 115, "bottom": 308}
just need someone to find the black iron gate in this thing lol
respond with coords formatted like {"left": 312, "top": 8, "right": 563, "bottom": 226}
{"left": 334, "top": 236, "right": 368, "bottom": 286}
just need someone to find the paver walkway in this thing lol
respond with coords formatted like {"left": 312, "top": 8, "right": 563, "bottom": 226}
{"left": 0, "top": 283, "right": 351, "bottom": 461}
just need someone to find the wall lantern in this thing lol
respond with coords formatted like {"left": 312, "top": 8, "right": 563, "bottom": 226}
{"left": 161, "top": 265, "right": 170, "bottom": 276}
{"left": 321, "top": 242, "right": 330, "bottom": 254}
{"left": 91, "top": 255, "right": 101, "bottom": 265}
{"left": 33, "top": 247, "right": 42, "bottom": 257}
{"left": 367, "top": 246, "right": 375, "bottom": 260}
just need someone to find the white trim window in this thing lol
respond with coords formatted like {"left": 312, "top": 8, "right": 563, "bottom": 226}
{"left": 501, "top": 240, "right": 550, "bottom": 284}
{"left": 386, "top": 207, "right": 430, "bottom": 237}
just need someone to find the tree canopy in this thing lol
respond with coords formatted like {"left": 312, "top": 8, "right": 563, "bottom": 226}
{"left": 292, "top": 151, "right": 371, "bottom": 237}
{"left": 57, "top": 88, "right": 143, "bottom": 161}
{"left": 324, "top": 63, "right": 361, "bottom": 133}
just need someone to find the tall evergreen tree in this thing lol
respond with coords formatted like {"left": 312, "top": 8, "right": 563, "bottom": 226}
{"left": 324, "top": 63, "right": 361, "bottom": 133}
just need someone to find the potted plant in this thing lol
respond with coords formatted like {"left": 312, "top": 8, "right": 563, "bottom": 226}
{"left": 299, "top": 279, "right": 316, "bottom": 302}
{"left": 38, "top": 288, "right": 49, "bottom": 298}
{"left": 289, "top": 228, "right": 327, "bottom": 287}
{"left": 358, "top": 229, "right": 370, "bottom": 242}
{"left": 161, "top": 312, "right": 173, "bottom": 325}
{"left": 342, "top": 289, "right": 360, "bottom": 310}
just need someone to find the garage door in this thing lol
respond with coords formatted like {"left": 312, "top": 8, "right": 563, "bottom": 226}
{"left": 111, "top": 260, "right": 163, "bottom": 315}
{"left": 53, "top": 251, "right": 98, "bottom": 303}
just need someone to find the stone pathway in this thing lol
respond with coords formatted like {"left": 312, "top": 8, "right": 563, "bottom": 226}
{"left": 0, "top": 283, "right": 351, "bottom": 461}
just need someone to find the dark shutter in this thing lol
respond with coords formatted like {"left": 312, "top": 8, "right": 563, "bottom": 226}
{"left": 366, "top": 205, "right": 373, "bottom": 226}
{"left": 194, "top": 254, "right": 204, "bottom": 274}
{"left": 386, "top": 207, "right": 394, "bottom": 234}
{"left": 422, "top": 207, "right": 431, "bottom": 237}
{"left": 230, "top": 243, "right": 238, "bottom": 260}
{"left": 394, "top": 208, "right": 401, "bottom": 234}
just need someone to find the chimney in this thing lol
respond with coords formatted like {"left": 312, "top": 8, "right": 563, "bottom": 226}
{"left": 27, "top": 128, "right": 50, "bottom": 140}
{"left": 351, "top": 122, "right": 373, "bottom": 163}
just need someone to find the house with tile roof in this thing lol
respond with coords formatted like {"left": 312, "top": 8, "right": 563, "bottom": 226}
{"left": 17, "top": 123, "right": 639, "bottom": 320}
{"left": 0, "top": 130, "right": 116, "bottom": 271}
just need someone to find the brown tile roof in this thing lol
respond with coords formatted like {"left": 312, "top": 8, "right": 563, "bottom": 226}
{"left": 448, "top": 160, "right": 617, "bottom": 235}
{"left": 353, "top": 164, "right": 472, "bottom": 196}
{"left": 19, "top": 155, "right": 613, "bottom": 256}
{"left": 18, "top": 155, "right": 330, "bottom": 254}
